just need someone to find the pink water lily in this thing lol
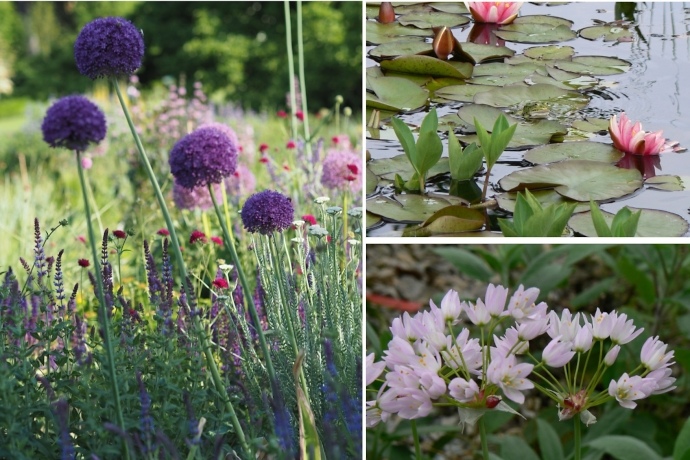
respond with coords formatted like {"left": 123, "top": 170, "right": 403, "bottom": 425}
{"left": 609, "top": 112, "right": 666, "bottom": 155}
{"left": 467, "top": 2, "right": 522, "bottom": 25}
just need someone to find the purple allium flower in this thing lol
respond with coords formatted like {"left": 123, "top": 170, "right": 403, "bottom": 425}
{"left": 42, "top": 96, "right": 106, "bottom": 151}
{"left": 74, "top": 17, "right": 144, "bottom": 79}
{"left": 169, "top": 126, "right": 238, "bottom": 189}
{"left": 320, "top": 149, "right": 362, "bottom": 193}
{"left": 241, "top": 190, "right": 294, "bottom": 235}
{"left": 172, "top": 180, "right": 223, "bottom": 210}
{"left": 198, "top": 121, "right": 239, "bottom": 146}
{"left": 224, "top": 164, "right": 256, "bottom": 198}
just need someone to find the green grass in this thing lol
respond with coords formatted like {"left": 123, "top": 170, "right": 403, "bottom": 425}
{"left": 0, "top": 115, "right": 26, "bottom": 136}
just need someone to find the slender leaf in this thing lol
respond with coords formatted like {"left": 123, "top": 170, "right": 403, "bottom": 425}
{"left": 589, "top": 201, "right": 612, "bottom": 237}
{"left": 587, "top": 435, "right": 661, "bottom": 460}
{"left": 537, "top": 419, "right": 565, "bottom": 460}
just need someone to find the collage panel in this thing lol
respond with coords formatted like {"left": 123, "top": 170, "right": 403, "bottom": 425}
{"left": 365, "top": 244, "right": 687, "bottom": 459}
{"left": 365, "top": 2, "right": 690, "bottom": 238}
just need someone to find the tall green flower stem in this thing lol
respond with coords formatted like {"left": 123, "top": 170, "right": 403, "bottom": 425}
{"left": 111, "top": 78, "right": 252, "bottom": 457}
{"left": 284, "top": 1, "right": 298, "bottom": 141}
{"left": 479, "top": 417, "right": 490, "bottom": 460}
{"left": 296, "top": 0, "right": 315, "bottom": 179}
{"left": 574, "top": 416, "right": 582, "bottom": 460}
{"left": 208, "top": 188, "right": 279, "bottom": 387}
{"left": 75, "top": 150, "right": 129, "bottom": 460}
{"left": 411, "top": 420, "right": 421, "bottom": 460}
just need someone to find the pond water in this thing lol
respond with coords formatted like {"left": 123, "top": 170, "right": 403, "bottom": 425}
{"left": 366, "top": 2, "right": 690, "bottom": 237}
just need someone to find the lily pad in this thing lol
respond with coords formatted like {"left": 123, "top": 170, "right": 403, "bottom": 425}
{"left": 524, "top": 142, "right": 623, "bottom": 164}
{"left": 367, "top": 75, "right": 429, "bottom": 112}
{"left": 429, "top": 3, "right": 469, "bottom": 14}
{"left": 366, "top": 194, "right": 459, "bottom": 223}
{"left": 381, "top": 55, "right": 474, "bottom": 79}
{"left": 473, "top": 83, "right": 590, "bottom": 110}
{"left": 366, "top": 167, "right": 379, "bottom": 195}
{"left": 368, "top": 154, "right": 450, "bottom": 181}
{"left": 495, "top": 16, "right": 576, "bottom": 44}
{"left": 457, "top": 104, "right": 567, "bottom": 149}
{"left": 524, "top": 45, "right": 575, "bottom": 60}
{"left": 398, "top": 11, "right": 470, "bottom": 29}
{"left": 369, "top": 38, "right": 430, "bottom": 59}
{"left": 402, "top": 205, "right": 485, "bottom": 236}
{"left": 461, "top": 43, "right": 515, "bottom": 63}
{"left": 473, "top": 61, "right": 546, "bottom": 77}
{"left": 499, "top": 160, "right": 643, "bottom": 201}
{"left": 366, "top": 212, "right": 383, "bottom": 229}
{"left": 434, "top": 84, "right": 495, "bottom": 102}
{"left": 645, "top": 175, "right": 684, "bottom": 191}
{"left": 572, "top": 118, "right": 610, "bottom": 133}
{"left": 569, "top": 208, "right": 689, "bottom": 237}
{"left": 496, "top": 189, "right": 590, "bottom": 213}
{"left": 366, "top": 21, "right": 431, "bottom": 45}
{"left": 469, "top": 74, "right": 533, "bottom": 87}
{"left": 553, "top": 56, "right": 631, "bottom": 76}
{"left": 579, "top": 25, "right": 633, "bottom": 42}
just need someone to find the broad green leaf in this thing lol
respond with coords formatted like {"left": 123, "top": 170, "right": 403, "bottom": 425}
{"left": 553, "top": 55, "right": 631, "bottom": 75}
{"left": 673, "top": 417, "right": 690, "bottom": 460}
{"left": 368, "top": 75, "right": 429, "bottom": 112}
{"left": 432, "top": 247, "right": 493, "bottom": 281}
{"left": 496, "top": 189, "right": 589, "bottom": 214}
{"left": 495, "top": 22, "right": 576, "bottom": 44}
{"left": 499, "top": 160, "right": 643, "bottom": 202}
{"left": 366, "top": 212, "right": 382, "bottom": 229}
{"left": 398, "top": 11, "right": 471, "bottom": 29}
{"left": 587, "top": 435, "right": 661, "bottom": 460}
{"left": 497, "top": 435, "right": 540, "bottom": 460}
{"left": 366, "top": 21, "right": 431, "bottom": 45}
{"left": 645, "top": 175, "right": 684, "bottom": 191}
{"left": 569, "top": 208, "right": 689, "bottom": 237}
{"left": 474, "top": 83, "right": 590, "bottom": 110}
{"left": 524, "top": 45, "right": 575, "bottom": 60}
{"left": 368, "top": 38, "right": 430, "bottom": 59}
{"left": 579, "top": 24, "right": 634, "bottom": 42}
{"left": 449, "top": 132, "right": 483, "bottom": 181}
{"left": 390, "top": 116, "right": 418, "bottom": 169}
{"left": 365, "top": 167, "right": 379, "bottom": 196}
{"left": 381, "top": 54, "right": 474, "bottom": 79}
{"left": 461, "top": 42, "right": 515, "bottom": 63}
{"left": 366, "top": 194, "right": 461, "bottom": 223}
{"left": 536, "top": 419, "right": 565, "bottom": 460}
{"left": 429, "top": 2, "right": 468, "bottom": 14}
{"left": 415, "top": 130, "right": 443, "bottom": 175}
{"left": 367, "top": 154, "right": 450, "bottom": 181}
{"left": 403, "top": 205, "right": 484, "bottom": 236}
{"left": 524, "top": 142, "right": 623, "bottom": 165}
{"left": 435, "top": 84, "right": 495, "bottom": 103}
{"left": 589, "top": 201, "right": 613, "bottom": 237}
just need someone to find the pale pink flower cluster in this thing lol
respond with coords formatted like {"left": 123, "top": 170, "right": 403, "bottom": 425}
{"left": 367, "top": 285, "right": 677, "bottom": 428}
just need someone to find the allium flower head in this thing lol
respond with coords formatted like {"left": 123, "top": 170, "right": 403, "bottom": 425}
{"left": 321, "top": 149, "right": 362, "bottom": 193}
{"left": 42, "top": 96, "right": 106, "bottom": 151}
{"left": 169, "top": 126, "right": 238, "bottom": 189}
{"left": 241, "top": 190, "right": 294, "bottom": 235}
{"left": 74, "top": 17, "right": 144, "bottom": 79}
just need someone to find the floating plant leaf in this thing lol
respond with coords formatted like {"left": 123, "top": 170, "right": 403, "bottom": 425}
{"left": 426, "top": 77, "right": 467, "bottom": 94}
{"left": 367, "top": 75, "right": 429, "bottom": 112}
{"left": 579, "top": 25, "right": 633, "bottom": 42}
{"left": 645, "top": 175, "right": 684, "bottom": 191}
{"left": 366, "top": 167, "right": 379, "bottom": 195}
{"left": 366, "top": 194, "right": 459, "bottom": 223}
{"left": 403, "top": 205, "right": 485, "bottom": 236}
{"left": 434, "top": 84, "right": 495, "bottom": 102}
{"left": 470, "top": 74, "right": 532, "bottom": 87}
{"left": 524, "top": 142, "right": 623, "bottom": 164}
{"left": 569, "top": 208, "right": 689, "bottom": 237}
{"left": 473, "top": 83, "right": 590, "bottom": 110}
{"left": 381, "top": 55, "right": 474, "bottom": 79}
{"left": 366, "top": 93, "right": 403, "bottom": 112}
{"left": 553, "top": 56, "right": 631, "bottom": 75}
{"left": 473, "top": 61, "right": 546, "bottom": 77}
{"left": 398, "top": 11, "right": 470, "bottom": 29}
{"left": 524, "top": 45, "right": 575, "bottom": 60}
{"left": 572, "top": 118, "right": 610, "bottom": 133}
{"left": 496, "top": 189, "right": 590, "bottom": 213}
{"left": 495, "top": 16, "right": 576, "bottom": 44}
{"left": 369, "top": 38, "right": 430, "bottom": 59}
{"left": 429, "top": 2, "right": 469, "bottom": 14}
{"left": 383, "top": 70, "right": 433, "bottom": 86}
{"left": 499, "top": 160, "right": 643, "bottom": 201}
{"left": 366, "top": 21, "right": 431, "bottom": 45}
{"left": 368, "top": 154, "right": 450, "bottom": 181}
{"left": 366, "top": 212, "right": 383, "bottom": 229}
{"left": 461, "top": 43, "right": 515, "bottom": 63}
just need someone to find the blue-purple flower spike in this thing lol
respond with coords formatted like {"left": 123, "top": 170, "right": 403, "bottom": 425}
{"left": 169, "top": 126, "right": 238, "bottom": 189}
{"left": 241, "top": 190, "right": 294, "bottom": 235}
{"left": 74, "top": 17, "right": 144, "bottom": 79}
{"left": 41, "top": 96, "right": 106, "bottom": 152}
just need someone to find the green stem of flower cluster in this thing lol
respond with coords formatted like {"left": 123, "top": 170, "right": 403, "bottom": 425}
{"left": 411, "top": 419, "right": 422, "bottom": 460}
{"left": 284, "top": 1, "right": 298, "bottom": 141}
{"left": 111, "top": 78, "right": 251, "bottom": 457}
{"left": 479, "top": 416, "right": 490, "bottom": 460}
{"left": 574, "top": 416, "right": 582, "bottom": 460}
{"left": 76, "top": 151, "right": 129, "bottom": 460}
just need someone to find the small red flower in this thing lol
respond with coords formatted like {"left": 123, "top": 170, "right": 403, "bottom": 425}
{"left": 259, "top": 156, "right": 269, "bottom": 164}
{"left": 78, "top": 258, "right": 90, "bottom": 268}
{"left": 211, "top": 236, "right": 223, "bottom": 246}
{"left": 283, "top": 163, "right": 291, "bottom": 171}
{"left": 212, "top": 278, "right": 229, "bottom": 289}
{"left": 157, "top": 228, "right": 170, "bottom": 236}
{"left": 233, "top": 170, "right": 240, "bottom": 177}
{"left": 332, "top": 136, "right": 340, "bottom": 144}
{"left": 112, "top": 229, "right": 127, "bottom": 239}
{"left": 345, "top": 175, "right": 357, "bottom": 182}
{"left": 326, "top": 235, "right": 332, "bottom": 243}
{"left": 347, "top": 163, "right": 359, "bottom": 175}
{"left": 277, "top": 110, "right": 287, "bottom": 118}
{"left": 296, "top": 111, "right": 304, "bottom": 121}
{"left": 259, "top": 143, "right": 269, "bottom": 153}
{"left": 189, "top": 230, "right": 207, "bottom": 244}
{"left": 302, "top": 214, "right": 317, "bottom": 226}
{"left": 286, "top": 140, "right": 296, "bottom": 149}
{"left": 76, "top": 235, "right": 86, "bottom": 244}
{"left": 238, "top": 145, "right": 244, "bottom": 152}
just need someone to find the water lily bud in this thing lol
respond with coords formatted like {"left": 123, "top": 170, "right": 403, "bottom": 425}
{"left": 378, "top": 2, "right": 395, "bottom": 24}
{"left": 604, "top": 345, "right": 620, "bottom": 366}
{"left": 433, "top": 26, "right": 455, "bottom": 61}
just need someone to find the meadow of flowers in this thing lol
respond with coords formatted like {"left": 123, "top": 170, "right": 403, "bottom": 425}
{"left": 0, "top": 8, "right": 361, "bottom": 460}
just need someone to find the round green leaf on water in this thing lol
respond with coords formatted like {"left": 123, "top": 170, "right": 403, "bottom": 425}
{"left": 524, "top": 45, "right": 575, "bottom": 60}
{"left": 366, "top": 167, "right": 379, "bottom": 195}
{"left": 366, "top": 21, "right": 431, "bottom": 45}
{"left": 553, "top": 55, "right": 631, "bottom": 75}
{"left": 461, "top": 42, "right": 515, "bottom": 63}
{"left": 579, "top": 25, "right": 633, "bottom": 42}
{"left": 381, "top": 55, "right": 474, "bottom": 79}
{"left": 366, "top": 212, "right": 383, "bottom": 229}
{"left": 369, "top": 39, "right": 430, "bottom": 59}
{"left": 398, "top": 11, "right": 470, "bottom": 29}
{"left": 368, "top": 154, "right": 451, "bottom": 181}
{"left": 570, "top": 209, "right": 688, "bottom": 237}
{"left": 429, "top": 2, "right": 469, "bottom": 14}
{"left": 524, "top": 141, "right": 623, "bottom": 164}
{"left": 473, "top": 61, "right": 546, "bottom": 77}
{"left": 403, "top": 205, "right": 485, "bottom": 236}
{"left": 367, "top": 75, "right": 429, "bottom": 111}
{"left": 499, "top": 160, "right": 643, "bottom": 201}
{"left": 511, "top": 15, "right": 574, "bottom": 28}
{"left": 495, "top": 16, "right": 576, "bottom": 44}
{"left": 435, "top": 84, "right": 495, "bottom": 102}
{"left": 645, "top": 175, "right": 684, "bottom": 191}
{"left": 572, "top": 118, "right": 610, "bottom": 133}
{"left": 496, "top": 189, "right": 590, "bottom": 213}
{"left": 473, "top": 83, "right": 589, "bottom": 110}
{"left": 366, "top": 194, "right": 459, "bottom": 223}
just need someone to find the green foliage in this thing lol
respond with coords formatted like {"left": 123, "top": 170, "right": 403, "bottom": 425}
{"left": 391, "top": 108, "right": 442, "bottom": 192}
{"left": 498, "top": 189, "right": 576, "bottom": 237}
{"left": 448, "top": 130, "right": 483, "bottom": 182}
{"left": 589, "top": 201, "right": 641, "bottom": 237}
{"left": 474, "top": 113, "right": 517, "bottom": 170}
